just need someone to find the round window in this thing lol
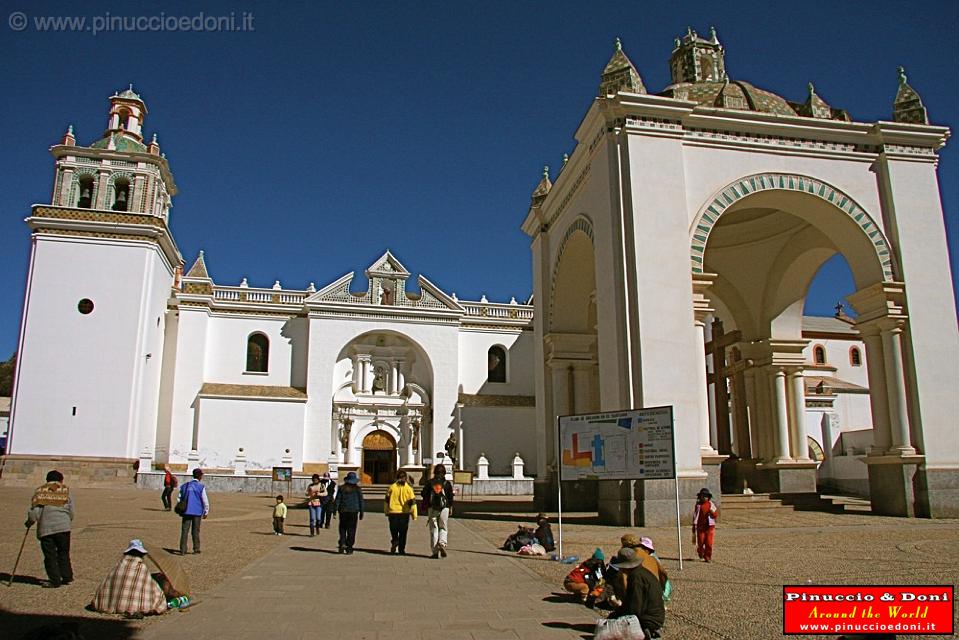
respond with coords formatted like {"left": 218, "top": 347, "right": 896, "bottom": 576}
{"left": 77, "top": 298, "right": 94, "bottom": 315}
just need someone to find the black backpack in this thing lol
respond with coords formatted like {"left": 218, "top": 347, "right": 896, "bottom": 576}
{"left": 429, "top": 479, "right": 449, "bottom": 510}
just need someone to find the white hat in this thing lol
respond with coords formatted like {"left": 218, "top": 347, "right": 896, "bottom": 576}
{"left": 125, "top": 539, "right": 148, "bottom": 554}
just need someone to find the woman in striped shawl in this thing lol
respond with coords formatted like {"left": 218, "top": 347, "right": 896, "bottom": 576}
{"left": 90, "top": 539, "right": 167, "bottom": 615}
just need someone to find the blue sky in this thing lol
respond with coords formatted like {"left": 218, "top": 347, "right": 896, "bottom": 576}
{"left": 1, "top": 0, "right": 957, "bottom": 358}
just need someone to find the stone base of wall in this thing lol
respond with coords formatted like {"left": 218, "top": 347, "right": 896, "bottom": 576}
{"left": 0, "top": 454, "right": 138, "bottom": 487}
{"left": 470, "top": 478, "right": 533, "bottom": 495}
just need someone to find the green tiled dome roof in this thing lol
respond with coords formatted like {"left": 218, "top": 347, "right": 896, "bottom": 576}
{"left": 660, "top": 80, "right": 799, "bottom": 117}
{"left": 90, "top": 133, "right": 147, "bottom": 153}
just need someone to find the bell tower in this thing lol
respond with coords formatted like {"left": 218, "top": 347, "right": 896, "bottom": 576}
{"left": 669, "top": 26, "right": 727, "bottom": 84}
{"left": 7, "top": 86, "right": 182, "bottom": 468}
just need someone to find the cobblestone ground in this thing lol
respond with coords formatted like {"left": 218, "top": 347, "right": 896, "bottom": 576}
{"left": 1, "top": 486, "right": 957, "bottom": 639}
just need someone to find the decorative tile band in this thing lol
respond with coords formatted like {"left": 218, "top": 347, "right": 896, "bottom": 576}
{"left": 689, "top": 173, "right": 894, "bottom": 281}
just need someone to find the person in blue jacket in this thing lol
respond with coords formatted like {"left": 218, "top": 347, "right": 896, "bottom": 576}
{"left": 178, "top": 468, "right": 210, "bottom": 555}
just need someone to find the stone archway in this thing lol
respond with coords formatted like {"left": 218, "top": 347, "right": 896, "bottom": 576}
{"left": 361, "top": 429, "right": 396, "bottom": 484}
{"left": 691, "top": 174, "right": 899, "bottom": 495}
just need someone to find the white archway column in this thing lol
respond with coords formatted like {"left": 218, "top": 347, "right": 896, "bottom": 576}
{"left": 881, "top": 321, "right": 915, "bottom": 455}
{"left": 398, "top": 415, "right": 412, "bottom": 466}
{"left": 396, "top": 359, "right": 406, "bottom": 394}
{"left": 454, "top": 403, "right": 464, "bottom": 471}
{"left": 692, "top": 273, "right": 718, "bottom": 456}
{"left": 772, "top": 368, "right": 792, "bottom": 462}
{"left": 341, "top": 418, "right": 354, "bottom": 465}
{"left": 788, "top": 367, "right": 810, "bottom": 461}
{"left": 858, "top": 325, "right": 892, "bottom": 454}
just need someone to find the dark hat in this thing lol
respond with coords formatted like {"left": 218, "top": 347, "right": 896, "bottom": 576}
{"left": 609, "top": 547, "right": 644, "bottom": 570}
{"left": 697, "top": 487, "right": 712, "bottom": 498}
{"left": 344, "top": 471, "right": 359, "bottom": 485}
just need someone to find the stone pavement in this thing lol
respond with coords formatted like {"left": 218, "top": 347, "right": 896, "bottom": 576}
{"left": 139, "top": 513, "right": 599, "bottom": 640}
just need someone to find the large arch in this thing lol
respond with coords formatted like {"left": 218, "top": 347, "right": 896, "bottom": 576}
{"left": 691, "top": 174, "right": 898, "bottom": 495}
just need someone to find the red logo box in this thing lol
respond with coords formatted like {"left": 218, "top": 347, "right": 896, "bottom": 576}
{"left": 783, "top": 585, "right": 954, "bottom": 635}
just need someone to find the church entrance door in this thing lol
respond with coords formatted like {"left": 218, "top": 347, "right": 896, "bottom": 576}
{"left": 362, "top": 430, "right": 397, "bottom": 484}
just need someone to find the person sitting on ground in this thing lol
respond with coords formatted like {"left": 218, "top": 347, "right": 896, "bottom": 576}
{"left": 607, "top": 546, "right": 666, "bottom": 638}
{"left": 614, "top": 533, "right": 669, "bottom": 598}
{"left": 533, "top": 513, "right": 555, "bottom": 552}
{"left": 636, "top": 536, "right": 671, "bottom": 602}
{"left": 563, "top": 548, "right": 606, "bottom": 607}
{"left": 90, "top": 539, "right": 167, "bottom": 615}
{"left": 501, "top": 525, "right": 536, "bottom": 552}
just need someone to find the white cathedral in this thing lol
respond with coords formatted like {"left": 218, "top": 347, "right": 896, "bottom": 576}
{"left": 6, "top": 29, "right": 959, "bottom": 522}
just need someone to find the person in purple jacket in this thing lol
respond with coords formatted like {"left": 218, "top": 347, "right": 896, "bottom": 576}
{"left": 178, "top": 468, "right": 210, "bottom": 555}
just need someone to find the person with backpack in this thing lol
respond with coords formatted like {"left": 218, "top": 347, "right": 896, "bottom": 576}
{"left": 161, "top": 464, "right": 178, "bottom": 512}
{"left": 563, "top": 548, "right": 606, "bottom": 607}
{"left": 692, "top": 487, "right": 718, "bottom": 562}
{"left": 420, "top": 464, "right": 454, "bottom": 558}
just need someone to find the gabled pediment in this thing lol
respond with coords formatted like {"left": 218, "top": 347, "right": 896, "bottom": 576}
{"left": 365, "top": 250, "right": 411, "bottom": 280}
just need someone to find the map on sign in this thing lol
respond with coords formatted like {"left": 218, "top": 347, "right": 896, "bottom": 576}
{"left": 558, "top": 407, "right": 675, "bottom": 481}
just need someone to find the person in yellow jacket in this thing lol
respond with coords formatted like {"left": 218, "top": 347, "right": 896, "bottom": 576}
{"left": 384, "top": 470, "right": 417, "bottom": 555}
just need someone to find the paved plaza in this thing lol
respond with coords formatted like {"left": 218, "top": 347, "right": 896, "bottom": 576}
{"left": 1, "top": 487, "right": 957, "bottom": 639}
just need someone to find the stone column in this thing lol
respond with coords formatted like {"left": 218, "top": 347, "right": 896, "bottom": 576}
{"left": 399, "top": 415, "right": 412, "bottom": 466}
{"left": 477, "top": 453, "right": 490, "bottom": 480}
{"left": 332, "top": 417, "right": 342, "bottom": 461}
{"left": 788, "top": 368, "right": 810, "bottom": 461}
{"left": 744, "top": 369, "right": 759, "bottom": 458}
{"left": 95, "top": 171, "right": 110, "bottom": 209}
{"left": 396, "top": 359, "right": 406, "bottom": 395}
{"left": 455, "top": 404, "right": 465, "bottom": 471}
{"left": 859, "top": 324, "right": 892, "bottom": 454}
{"left": 341, "top": 419, "right": 354, "bottom": 465}
{"left": 390, "top": 360, "right": 399, "bottom": 395}
{"left": 411, "top": 419, "right": 422, "bottom": 466}
{"left": 694, "top": 318, "right": 717, "bottom": 455}
{"left": 572, "top": 364, "right": 591, "bottom": 415}
{"left": 58, "top": 168, "right": 74, "bottom": 206}
{"left": 772, "top": 368, "right": 791, "bottom": 462}
{"left": 881, "top": 322, "right": 915, "bottom": 455}
{"left": 360, "top": 357, "right": 372, "bottom": 393}
{"left": 550, "top": 363, "right": 571, "bottom": 418}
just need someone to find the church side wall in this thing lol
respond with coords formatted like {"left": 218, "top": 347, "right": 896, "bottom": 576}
{"left": 193, "top": 396, "right": 306, "bottom": 469}
{"left": 10, "top": 237, "right": 154, "bottom": 458}
{"left": 204, "top": 315, "right": 300, "bottom": 387}
{"left": 165, "top": 307, "right": 210, "bottom": 464}
{"left": 457, "top": 329, "right": 533, "bottom": 394}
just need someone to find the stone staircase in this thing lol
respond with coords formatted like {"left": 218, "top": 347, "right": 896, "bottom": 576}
{"left": 721, "top": 492, "right": 871, "bottom": 514}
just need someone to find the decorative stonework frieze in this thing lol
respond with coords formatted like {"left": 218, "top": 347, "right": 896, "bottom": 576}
{"left": 457, "top": 393, "right": 535, "bottom": 407}
{"left": 690, "top": 173, "right": 894, "bottom": 281}
{"left": 548, "top": 164, "right": 591, "bottom": 225}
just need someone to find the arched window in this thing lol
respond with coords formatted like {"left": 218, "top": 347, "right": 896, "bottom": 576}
{"left": 112, "top": 178, "right": 130, "bottom": 212}
{"left": 850, "top": 347, "right": 862, "bottom": 367}
{"left": 246, "top": 333, "right": 269, "bottom": 372}
{"left": 77, "top": 175, "right": 94, "bottom": 208}
{"left": 813, "top": 345, "right": 826, "bottom": 365}
{"left": 487, "top": 345, "right": 507, "bottom": 383}
{"left": 117, "top": 107, "right": 131, "bottom": 131}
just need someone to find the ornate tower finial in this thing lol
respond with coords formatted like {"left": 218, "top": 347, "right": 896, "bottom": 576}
{"left": 530, "top": 164, "right": 553, "bottom": 207}
{"left": 67, "top": 124, "right": 74, "bottom": 135}
{"left": 151, "top": 132, "right": 157, "bottom": 144}
{"left": 808, "top": 82, "right": 815, "bottom": 95}
{"left": 674, "top": 36, "right": 681, "bottom": 48}
{"left": 893, "top": 65, "right": 929, "bottom": 124}
{"left": 542, "top": 165, "right": 550, "bottom": 180}
{"left": 686, "top": 26, "right": 695, "bottom": 38}
{"left": 562, "top": 153, "right": 569, "bottom": 166}
{"left": 670, "top": 25, "right": 727, "bottom": 84}
{"left": 599, "top": 37, "right": 647, "bottom": 96}
{"left": 710, "top": 26, "right": 718, "bottom": 43}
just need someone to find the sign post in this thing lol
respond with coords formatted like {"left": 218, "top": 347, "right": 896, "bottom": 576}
{"left": 271, "top": 466, "right": 293, "bottom": 501}
{"left": 557, "top": 406, "right": 679, "bottom": 565}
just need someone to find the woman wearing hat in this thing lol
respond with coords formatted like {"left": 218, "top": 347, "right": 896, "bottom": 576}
{"left": 90, "top": 539, "right": 167, "bottom": 615}
{"left": 607, "top": 546, "right": 666, "bottom": 637}
{"left": 692, "top": 487, "right": 718, "bottom": 562}
{"left": 562, "top": 548, "right": 606, "bottom": 607}
{"left": 333, "top": 471, "right": 364, "bottom": 554}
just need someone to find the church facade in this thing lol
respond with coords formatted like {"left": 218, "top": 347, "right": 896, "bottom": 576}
{"left": 523, "top": 29, "right": 958, "bottom": 520}
{"left": 5, "top": 30, "right": 957, "bottom": 521}
{"left": 6, "top": 88, "right": 536, "bottom": 483}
